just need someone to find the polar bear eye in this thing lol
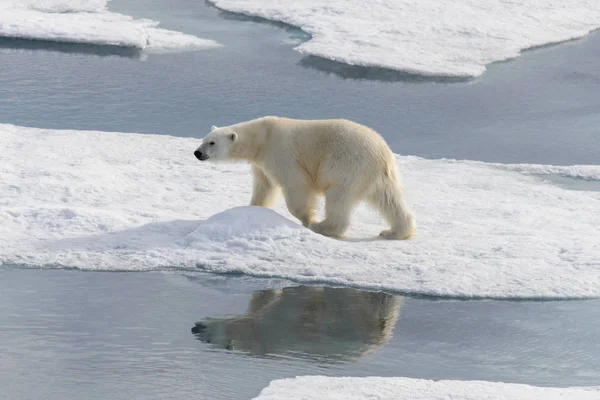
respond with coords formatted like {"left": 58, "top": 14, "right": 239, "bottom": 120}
{"left": 209, "top": 141, "right": 215, "bottom": 146}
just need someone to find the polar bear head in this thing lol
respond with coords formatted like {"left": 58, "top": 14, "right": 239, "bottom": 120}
{"left": 194, "top": 125, "right": 238, "bottom": 162}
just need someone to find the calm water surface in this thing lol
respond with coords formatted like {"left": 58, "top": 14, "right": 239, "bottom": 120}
{"left": 1, "top": 269, "right": 599, "bottom": 400}
{"left": 1, "top": 0, "right": 599, "bottom": 399}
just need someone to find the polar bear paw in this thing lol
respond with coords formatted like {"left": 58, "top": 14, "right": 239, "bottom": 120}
{"left": 379, "top": 229, "right": 413, "bottom": 240}
{"left": 308, "top": 221, "right": 346, "bottom": 239}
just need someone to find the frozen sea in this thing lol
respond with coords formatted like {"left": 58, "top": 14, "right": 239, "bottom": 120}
{"left": 1, "top": 0, "right": 600, "bottom": 399}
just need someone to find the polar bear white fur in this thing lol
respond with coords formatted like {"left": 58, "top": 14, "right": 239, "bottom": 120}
{"left": 193, "top": 116, "right": 415, "bottom": 239}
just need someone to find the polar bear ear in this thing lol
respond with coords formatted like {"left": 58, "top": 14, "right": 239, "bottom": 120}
{"left": 211, "top": 125, "right": 218, "bottom": 131}
{"left": 229, "top": 132, "right": 237, "bottom": 142}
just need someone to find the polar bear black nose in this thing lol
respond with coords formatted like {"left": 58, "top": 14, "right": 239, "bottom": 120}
{"left": 194, "top": 150, "right": 204, "bottom": 160}
{"left": 191, "top": 322, "right": 207, "bottom": 334}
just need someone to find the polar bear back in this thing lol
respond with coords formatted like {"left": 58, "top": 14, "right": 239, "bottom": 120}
{"left": 258, "top": 117, "right": 398, "bottom": 193}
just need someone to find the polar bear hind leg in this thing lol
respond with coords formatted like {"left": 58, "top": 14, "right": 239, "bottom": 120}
{"left": 368, "top": 176, "right": 415, "bottom": 240}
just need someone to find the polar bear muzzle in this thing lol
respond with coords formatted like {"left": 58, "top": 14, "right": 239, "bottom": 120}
{"left": 194, "top": 150, "right": 209, "bottom": 161}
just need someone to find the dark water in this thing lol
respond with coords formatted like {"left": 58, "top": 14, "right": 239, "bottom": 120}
{"left": 1, "top": 269, "right": 599, "bottom": 400}
{"left": 1, "top": 0, "right": 600, "bottom": 398}
{"left": 0, "top": 0, "right": 599, "bottom": 165}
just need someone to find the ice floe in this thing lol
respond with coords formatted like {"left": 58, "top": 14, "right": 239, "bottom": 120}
{"left": 0, "top": 0, "right": 221, "bottom": 53}
{"left": 208, "top": 0, "right": 600, "bottom": 77}
{"left": 1, "top": 123, "right": 599, "bottom": 299}
{"left": 253, "top": 376, "right": 600, "bottom": 400}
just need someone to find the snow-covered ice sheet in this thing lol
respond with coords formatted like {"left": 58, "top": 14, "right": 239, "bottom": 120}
{"left": 1, "top": 123, "right": 600, "bottom": 299}
{"left": 253, "top": 376, "right": 600, "bottom": 400}
{"left": 0, "top": 0, "right": 221, "bottom": 53}
{"left": 208, "top": 0, "right": 600, "bottom": 77}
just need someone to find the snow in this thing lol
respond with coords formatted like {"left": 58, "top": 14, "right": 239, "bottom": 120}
{"left": 0, "top": 0, "right": 221, "bottom": 53}
{"left": 207, "top": 0, "right": 600, "bottom": 78}
{"left": 253, "top": 376, "right": 600, "bottom": 400}
{"left": 1, "top": 123, "right": 600, "bottom": 299}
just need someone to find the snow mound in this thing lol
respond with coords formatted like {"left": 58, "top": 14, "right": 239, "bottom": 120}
{"left": 198, "top": 206, "right": 303, "bottom": 237}
{"left": 0, "top": 0, "right": 221, "bottom": 53}
{"left": 253, "top": 376, "right": 600, "bottom": 400}
{"left": 208, "top": 0, "right": 600, "bottom": 77}
{"left": 1, "top": 123, "right": 600, "bottom": 299}
{"left": 177, "top": 206, "right": 313, "bottom": 251}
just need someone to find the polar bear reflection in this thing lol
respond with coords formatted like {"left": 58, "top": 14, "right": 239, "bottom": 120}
{"left": 191, "top": 286, "right": 403, "bottom": 363}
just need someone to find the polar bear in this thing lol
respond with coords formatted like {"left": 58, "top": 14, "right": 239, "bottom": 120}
{"left": 191, "top": 286, "right": 404, "bottom": 361}
{"left": 193, "top": 116, "right": 415, "bottom": 239}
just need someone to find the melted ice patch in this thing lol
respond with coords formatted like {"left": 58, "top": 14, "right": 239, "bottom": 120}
{"left": 208, "top": 0, "right": 600, "bottom": 77}
{"left": 253, "top": 376, "right": 600, "bottom": 400}
{"left": 0, "top": 0, "right": 221, "bottom": 53}
{"left": 1, "top": 123, "right": 600, "bottom": 299}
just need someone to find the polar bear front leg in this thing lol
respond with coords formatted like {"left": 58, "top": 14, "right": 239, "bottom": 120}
{"left": 250, "top": 165, "right": 281, "bottom": 208}
{"left": 282, "top": 182, "right": 317, "bottom": 227}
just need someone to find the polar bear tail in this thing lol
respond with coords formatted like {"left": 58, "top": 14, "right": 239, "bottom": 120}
{"left": 368, "top": 164, "right": 416, "bottom": 240}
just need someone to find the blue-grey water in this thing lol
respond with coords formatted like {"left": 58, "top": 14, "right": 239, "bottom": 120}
{"left": 1, "top": 0, "right": 600, "bottom": 399}
{"left": 1, "top": 269, "right": 599, "bottom": 400}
